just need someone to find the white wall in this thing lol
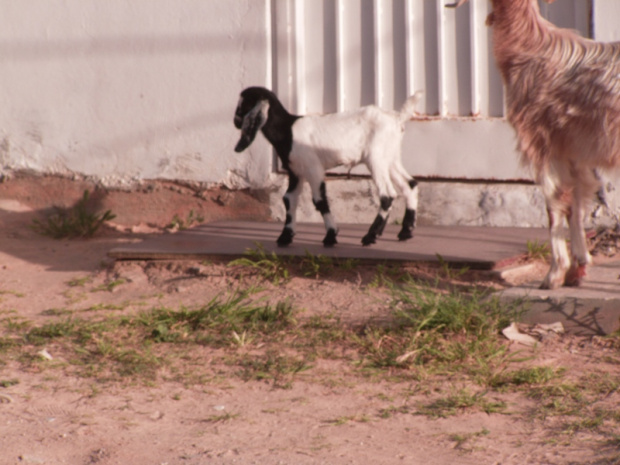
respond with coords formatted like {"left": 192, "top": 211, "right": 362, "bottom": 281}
{"left": 0, "top": 0, "right": 272, "bottom": 187}
{"left": 271, "top": 0, "right": 593, "bottom": 182}
{"left": 594, "top": 0, "right": 620, "bottom": 42}
{"left": 0, "top": 1, "right": 616, "bottom": 190}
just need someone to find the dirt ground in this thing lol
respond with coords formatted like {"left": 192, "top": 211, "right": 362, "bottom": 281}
{"left": 1, "top": 199, "right": 620, "bottom": 465}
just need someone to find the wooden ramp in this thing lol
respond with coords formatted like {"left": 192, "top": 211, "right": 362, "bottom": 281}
{"left": 109, "top": 221, "right": 549, "bottom": 269}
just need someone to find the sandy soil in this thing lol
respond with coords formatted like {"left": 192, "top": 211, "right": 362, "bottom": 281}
{"left": 1, "top": 205, "right": 619, "bottom": 465}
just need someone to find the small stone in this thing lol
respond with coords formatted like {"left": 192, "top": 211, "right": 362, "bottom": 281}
{"left": 37, "top": 349, "right": 53, "bottom": 361}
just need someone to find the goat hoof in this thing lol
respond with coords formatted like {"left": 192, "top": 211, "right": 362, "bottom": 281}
{"left": 397, "top": 229, "right": 413, "bottom": 241}
{"left": 323, "top": 229, "right": 338, "bottom": 247}
{"left": 361, "top": 234, "right": 376, "bottom": 246}
{"left": 539, "top": 280, "right": 561, "bottom": 290}
{"left": 277, "top": 228, "right": 294, "bottom": 247}
{"left": 564, "top": 264, "right": 587, "bottom": 287}
{"left": 539, "top": 274, "right": 563, "bottom": 290}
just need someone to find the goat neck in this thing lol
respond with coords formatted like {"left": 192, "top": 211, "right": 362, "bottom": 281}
{"left": 260, "top": 94, "right": 300, "bottom": 163}
{"left": 489, "top": 0, "right": 555, "bottom": 68}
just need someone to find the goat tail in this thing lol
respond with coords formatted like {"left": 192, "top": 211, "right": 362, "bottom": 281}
{"left": 399, "top": 90, "right": 423, "bottom": 123}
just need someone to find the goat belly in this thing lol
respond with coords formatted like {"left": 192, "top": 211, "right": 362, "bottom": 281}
{"left": 291, "top": 117, "right": 368, "bottom": 170}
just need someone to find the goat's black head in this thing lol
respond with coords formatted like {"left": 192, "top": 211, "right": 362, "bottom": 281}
{"left": 233, "top": 87, "right": 273, "bottom": 153}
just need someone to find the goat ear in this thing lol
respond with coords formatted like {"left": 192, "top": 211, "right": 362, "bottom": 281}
{"left": 234, "top": 100, "right": 270, "bottom": 153}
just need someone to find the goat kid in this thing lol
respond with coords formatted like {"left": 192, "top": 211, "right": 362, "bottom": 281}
{"left": 450, "top": 0, "right": 620, "bottom": 289}
{"left": 234, "top": 86, "right": 421, "bottom": 247}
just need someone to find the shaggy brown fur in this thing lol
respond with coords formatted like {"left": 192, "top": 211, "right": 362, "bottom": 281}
{"left": 451, "top": 0, "right": 620, "bottom": 289}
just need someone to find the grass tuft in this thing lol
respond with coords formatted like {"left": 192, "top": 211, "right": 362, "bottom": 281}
{"left": 166, "top": 210, "right": 204, "bottom": 231}
{"left": 489, "top": 366, "right": 565, "bottom": 389}
{"left": 238, "top": 349, "right": 312, "bottom": 389}
{"left": 139, "top": 291, "right": 296, "bottom": 345}
{"left": 526, "top": 239, "right": 550, "bottom": 261}
{"left": 230, "top": 243, "right": 290, "bottom": 284}
{"left": 31, "top": 190, "right": 116, "bottom": 239}
{"left": 230, "top": 244, "right": 360, "bottom": 284}
{"left": 357, "top": 276, "right": 522, "bottom": 382}
{"left": 416, "top": 389, "right": 507, "bottom": 418}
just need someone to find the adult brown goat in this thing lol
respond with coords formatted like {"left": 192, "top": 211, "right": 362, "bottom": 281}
{"left": 450, "top": 0, "right": 620, "bottom": 289}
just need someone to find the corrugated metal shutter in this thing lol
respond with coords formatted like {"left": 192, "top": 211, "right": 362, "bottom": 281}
{"left": 271, "top": 0, "right": 592, "bottom": 180}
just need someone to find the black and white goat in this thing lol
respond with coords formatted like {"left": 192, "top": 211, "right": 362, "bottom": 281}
{"left": 450, "top": 0, "right": 620, "bottom": 289}
{"left": 234, "top": 86, "right": 421, "bottom": 247}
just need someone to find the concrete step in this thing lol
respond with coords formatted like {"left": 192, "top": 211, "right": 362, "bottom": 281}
{"left": 109, "top": 221, "right": 620, "bottom": 335}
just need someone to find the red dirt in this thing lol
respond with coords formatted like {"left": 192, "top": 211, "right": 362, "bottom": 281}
{"left": 1, "top": 177, "right": 619, "bottom": 465}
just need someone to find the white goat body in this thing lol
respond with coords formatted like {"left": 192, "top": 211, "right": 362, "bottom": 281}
{"left": 291, "top": 106, "right": 411, "bottom": 186}
{"left": 234, "top": 86, "right": 420, "bottom": 247}
{"left": 452, "top": 0, "right": 620, "bottom": 289}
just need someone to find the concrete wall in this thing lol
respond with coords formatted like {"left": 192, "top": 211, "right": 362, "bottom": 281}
{"left": 1, "top": 1, "right": 619, "bottom": 230}
{"left": 0, "top": 0, "right": 272, "bottom": 188}
{"left": 594, "top": 0, "right": 620, "bottom": 42}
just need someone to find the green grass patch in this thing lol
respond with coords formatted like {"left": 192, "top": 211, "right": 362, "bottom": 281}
{"left": 449, "top": 427, "right": 491, "bottom": 450}
{"left": 2, "top": 273, "right": 619, "bottom": 449}
{"left": 0, "top": 277, "right": 529, "bottom": 389}
{"left": 355, "top": 277, "right": 523, "bottom": 384}
{"left": 31, "top": 189, "right": 116, "bottom": 239}
{"left": 229, "top": 243, "right": 291, "bottom": 284}
{"left": 416, "top": 388, "right": 507, "bottom": 418}
{"left": 0, "top": 290, "right": 25, "bottom": 298}
{"left": 66, "top": 276, "right": 92, "bottom": 288}
{"left": 1, "top": 289, "right": 301, "bottom": 384}
{"left": 91, "top": 279, "right": 126, "bottom": 293}
{"left": 0, "top": 378, "right": 19, "bottom": 388}
{"left": 526, "top": 239, "right": 550, "bottom": 261}
{"left": 489, "top": 366, "right": 566, "bottom": 389}
{"left": 166, "top": 210, "right": 205, "bottom": 231}
{"left": 230, "top": 243, "right": 360, "bottom": 284}
{"left": 139, "top": 291, "right": 296, "bottom": 345}
{"left": 237, "top": 350, "right": 312, "bottom": 389}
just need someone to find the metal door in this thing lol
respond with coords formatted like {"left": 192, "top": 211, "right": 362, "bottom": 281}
{"left": 270, "top": 0, "right": 592, "bottom": 180}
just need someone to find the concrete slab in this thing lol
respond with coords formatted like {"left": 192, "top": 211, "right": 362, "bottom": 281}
{"left": 108, "top": 220, "right": 620, "bottom": 335}
{"left": 500, "top": 261, "right": 620, "bottom": 336}
{"left": 109, "top": 221, "right": 549, "bottom": 269}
